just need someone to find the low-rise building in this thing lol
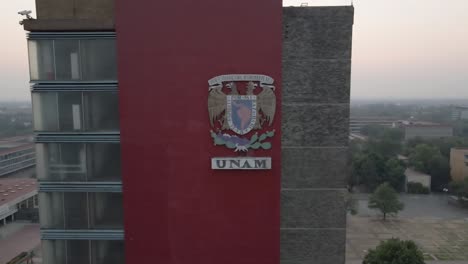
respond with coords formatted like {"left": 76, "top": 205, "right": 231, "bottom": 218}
{"left": 0, "top": 136, "right": 35, "bottom": 177}
{"left": 452, "top": 106, "right": 468, "bottom": 121}
{"left": 402, "top": 122, "right": 453, "bottom": 140}
{"left": 0, "top": 178, "right": 38, "bottom": 225}
{"left": 405, "top": 168, "right": 431, "bottom": 191}
{"left": 349, "top": 116, "right": 397, "bottom": 134}
{"left": 450, "top": 148, "right": 468, "bottom": 182}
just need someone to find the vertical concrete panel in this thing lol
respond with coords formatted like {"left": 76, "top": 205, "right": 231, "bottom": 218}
{"left": 281, "top": 6, "right": 353, "bottom": 264}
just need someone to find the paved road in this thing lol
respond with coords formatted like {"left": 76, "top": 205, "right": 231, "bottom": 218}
{"left": 0, "top": 223, "right": 40, "bottom": 263}
{"left": 354, "top": 193, "right": 468, "bottom": 219}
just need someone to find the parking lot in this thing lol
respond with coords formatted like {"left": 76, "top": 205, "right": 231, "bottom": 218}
{"left": 347, "top": 194, "right": 468, "bottom": 262}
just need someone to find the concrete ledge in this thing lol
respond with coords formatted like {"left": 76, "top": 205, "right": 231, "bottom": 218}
{"left": 23, "top": 19, "right": 115, "bottom": 31}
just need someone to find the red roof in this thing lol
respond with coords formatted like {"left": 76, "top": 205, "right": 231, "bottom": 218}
{"left": 0, "top": 178, "right": 37, "bottom": 207}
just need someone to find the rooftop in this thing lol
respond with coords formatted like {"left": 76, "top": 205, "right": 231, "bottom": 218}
{"left": 0, "top": 136, "right": 34, "bottom": 156}
{"left": 405, "top": 168, "right": 431, "bottom": 178}
{"left": 0, "top": 178, "right": 37, "bottom": 207}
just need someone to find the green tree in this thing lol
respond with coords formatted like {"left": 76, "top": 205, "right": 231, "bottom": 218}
{"left": 350, "top": 152, "right": 385, "bottom": 191}
{"left": 361, "top": 124, "right": 386, "bottom": 138}
{"left": 427, "top": 155, "right": 450, "bottom": 190}
{"left": 382, "top": 158, "right": 406, "bottom": 192}
{"left": 408, "top": 144, "right": 440, "bottom": 172}
{"left": 449, "top": 177, "right": 468, "bottom": 198}
{"left": 368, "top": 183, "right": 404, "bottom": 221}
{"left": 363, "top": 238, "right": 425, "bottom": 264}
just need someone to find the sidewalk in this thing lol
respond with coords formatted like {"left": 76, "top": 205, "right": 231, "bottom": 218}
{"left": 0, "top": 223, "right": 40, "bottom": 264}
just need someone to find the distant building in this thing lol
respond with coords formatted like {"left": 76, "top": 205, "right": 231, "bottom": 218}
{"left": 0, "top": 137, "right": 35, "bottom": 177}
{"left": 450, "top": 148, "right": 468, "bottom": 182}
{"left": 0, "top": 178, "right": 38, "bottom": 225}
{"left": 401, "top": 122, "right": 453, "bottom": 140}
{"left": 397, "top": 154, "right": 409, "bottom": 164}
{"left": 405, "top": 168, "right": 431, "bottom": 191}
{"left": 452, "top": 106, "right": 468, "bottom": 121}
{"left": 349, "top": 116, "right": 397, "bottom": 134}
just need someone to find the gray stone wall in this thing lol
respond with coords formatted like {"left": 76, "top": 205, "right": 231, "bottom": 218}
{"left": 282, "top": 6, "right": 354, "bottom": 264}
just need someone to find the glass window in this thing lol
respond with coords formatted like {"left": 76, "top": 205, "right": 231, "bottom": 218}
{"left": 80, "top": 39, "right": 117, "bottom": 80}
{"left": 28, "top": 38, "right": 117, "bottom": 81}
{"left": 58, "top": 93, "right": 83, "bottom": 131}
{"left": 64, "top": 193, "right": 89, "bottom": 229}
{"left": 32, "top": 92, "right": 118, "bottom": 132}
{"left": 84, "top": 92, "right": 120, "bottom": 131}
{"left": 87, "top": 143, "right": 122, "bottom": 181}
{"left": 39, "top": 192, "right": 65, "bottom": 229}
{"left": 42, "top": 240, "right": 66, "bottom": 264}
{"left": 91, "top": 241, "right": 125, "bottom": 264}
{"left": 38, "top": 192, "right": 123, "bottom": 229}
{"left": 43, "top": 240, "right": 124, "bottom": 264}
{"left": 28, "top": 40, "right": 55, "bottom": 81}
{"left": 32, "top": 93, "right": 59, "bottom": 131}
{"left": 89, "top": 193, "right": 124, "bottom": 229}
{"left": 68, "top": 240, "right": 90, "bottom": 264}
{"left": 55, "top": 40, "right": 81, "bottom": 80}
{"left": 37, "top": 143, "right": 87, "bottom": 181}
{"left": 36, "top": 143, "right": 121, "bottom": 182}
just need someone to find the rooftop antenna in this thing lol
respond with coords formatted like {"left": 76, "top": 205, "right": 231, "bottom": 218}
{"left": 300, "top": 3, "right": 309, "bottom": 7}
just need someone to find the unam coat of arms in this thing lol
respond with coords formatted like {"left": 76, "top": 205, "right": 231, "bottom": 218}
{"left": 207, "top": 74, "right": 276, "bottom": 152}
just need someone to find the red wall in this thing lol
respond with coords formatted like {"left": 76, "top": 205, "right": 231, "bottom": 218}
{"left": 115, "top": 1, "right": 281, "bottom": 263}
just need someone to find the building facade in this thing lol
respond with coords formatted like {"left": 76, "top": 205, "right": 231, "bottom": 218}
{"left": 24, "top": 1, "right": 124, "bottom": 263}
{"left": 404, "top": 125, "right": 453, "bottom": 140}
{"left": 0, "top": 145, "right": 35, "bottom": 177}
{"left": 404, "top": 168, "right": 431, "bottom": 191}
{"left": 0, "top": 178, "right": 38, "bottom": 225}
{"left": 452, "top": 106, "right": 468, "bottom": 121}
{"left": 349, "top": 116, "right": 397, "bottom": 134}
{"left": 23, "top": 1, "right": 353, "bottom": 264}
{"left": 450, "top": 148, "right": 468, "bottom": 182}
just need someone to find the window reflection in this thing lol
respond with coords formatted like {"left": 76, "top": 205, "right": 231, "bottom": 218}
{"left": 39, "top": 192, "right": 124, "bottom": 229}
{"left": 36, "top": 143, "right": 121, "bottom": 182}
{"left": 32, "top": 92, "right": 119, "bottom": 132}
{"left": 42, "top": 240, "right": 124, "bottom": 264}
{"left": 28, "top": 39, "right": 117, "bottom": 81}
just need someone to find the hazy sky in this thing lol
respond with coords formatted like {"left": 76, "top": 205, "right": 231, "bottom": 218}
{"left": 1, "top": 0, "right": 467, "bottom": 100}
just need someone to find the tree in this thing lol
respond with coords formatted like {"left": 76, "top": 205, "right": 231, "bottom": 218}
{"left": 368, "top": 183, "right": 404, "bottom": 221}
{"left": 449, "top": 177, "right": 468, "bottom": 198}
{"left": 406, "top": 140, "right": 460, "bottom": 190}
{"left": 350, "top": 152, "right": 385, "bottom": 191}
{"left": 427, "top": 155, "right": 450, "bottom": 191}
{"left": 382, "top": 158, "right": 406, "bottom": 192}
{"left": 408, "top": 144, "right": 440, "bottom": 172}
{"left": 363, "top": 238, "right": 425, "bottom": 264}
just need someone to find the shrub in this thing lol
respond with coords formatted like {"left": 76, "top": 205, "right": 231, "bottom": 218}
{"left": 407, "top": 182, "right": 430, "bottom": 194}
{"left": 363, "top": 238, "right": 425, "bottom": 264}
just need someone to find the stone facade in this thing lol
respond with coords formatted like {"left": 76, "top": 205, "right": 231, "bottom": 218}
{"left": 282, "top": 6, "right": 354, "bottom": 264}
{"left": 23, "top": 0, "right": 114, "bottom": 31}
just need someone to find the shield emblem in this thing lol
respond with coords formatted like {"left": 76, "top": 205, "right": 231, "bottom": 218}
{"left": 226, "top": 95, "right": 257, "bottom": 135}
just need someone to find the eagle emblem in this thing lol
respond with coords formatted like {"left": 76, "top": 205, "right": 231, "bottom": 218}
{"left": 208, "top": 74, "right": 276, "bottom": 152}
